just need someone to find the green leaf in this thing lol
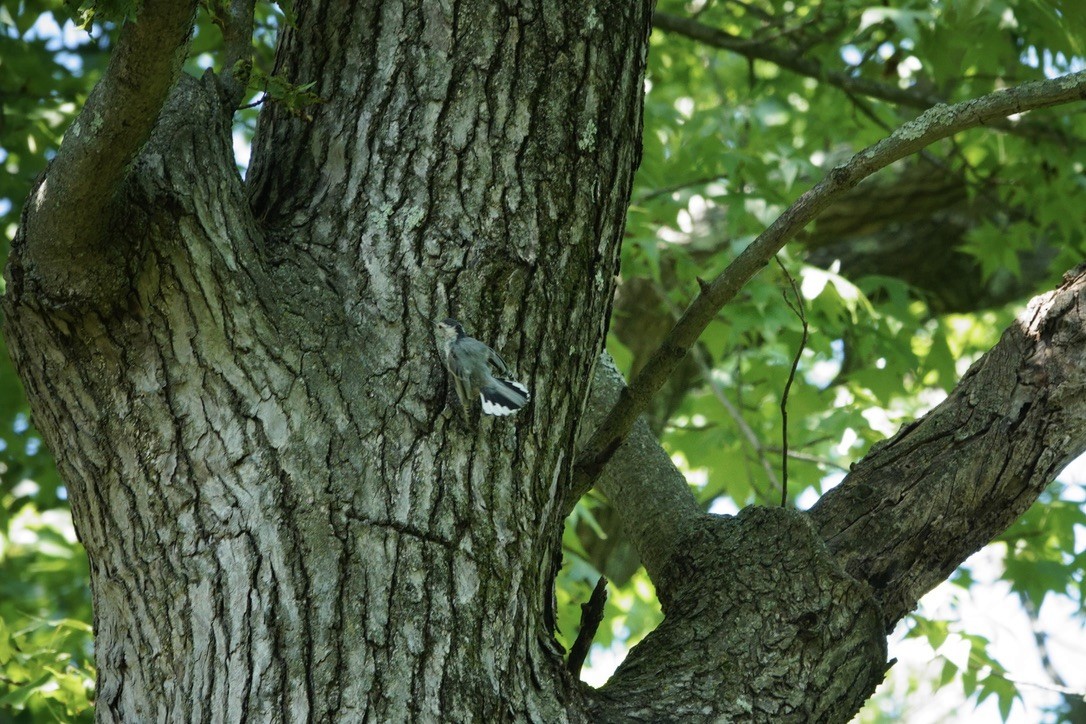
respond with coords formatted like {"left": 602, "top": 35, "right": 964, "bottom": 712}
{"left": 938, "top": 658, "right": 958, "bottom": 688}
{"left": 0, "top": 619, "right": 13, "bottom": 665}
{"left": 63, "top": 0, "right": 141, "bottom": 28}
{"left": 0, "top": 672, "right": 51, "bottom": 709}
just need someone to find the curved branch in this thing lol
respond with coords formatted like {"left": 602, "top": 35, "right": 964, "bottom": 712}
{"left": 810, "top": 264, "right": 1086, "bottom": 629}
{"left": 21, "top": 0, "right": 198, "bottom": 303}
{"left": 652, "top": 12, "right": 1070, "bottom": 145}
{"left": 589, "top": 507, "right": 887, "bottom": 721}
{"left": 574, "top": 69, "right": 1086, "bottom": 490}
{"left": 654, "top": 12, "right": 942, "bottom": 110}
{"left": 217, "top": 0, "right": 257, "bottom": 108}
{"left": 585, "top": 265, "right": 1086, "bottom": 715}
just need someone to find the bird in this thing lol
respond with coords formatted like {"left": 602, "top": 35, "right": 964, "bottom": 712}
{"left": 434, "top": 318, "right": 530, "bottom": 417}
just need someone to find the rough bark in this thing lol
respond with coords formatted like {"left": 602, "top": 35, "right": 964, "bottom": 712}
{"left": 592, "top": 508, "right": 886, "bottom": 723}
{"left": 22, "top": 0, "right": 199, "bottom": 304}
{"left": 811, "top": 264, "right": 1086, "bottom": 629}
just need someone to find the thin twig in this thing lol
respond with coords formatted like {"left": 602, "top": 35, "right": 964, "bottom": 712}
{"left": 239, "top": 92, "right": 267, "bottom": 109}
{"left": 1018, "top": 591, "right": 1086, "bottom": 705}
{"left": 735, "top": 355, "right": 755, "bottom": 494}
{"left": 567, "top": 577, "right": 608, "bottom": 679}
{"left": 765, "top": 447, "right": 849, "bottom": 472}
{"left": 775, "top": 256, "right": 808, "bottom": 506}
{"left": 636, "top": 174, "right": 727, "bottom": 203}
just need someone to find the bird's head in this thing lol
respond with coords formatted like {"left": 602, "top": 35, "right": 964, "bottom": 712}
{"left": 434, "top": 318, "right": 465, "bottom": 341}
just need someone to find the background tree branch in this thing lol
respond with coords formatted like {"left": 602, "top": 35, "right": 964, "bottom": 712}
{"left": 574, "top": 69, "right": 1086, "bottom": 492}
{"left": 215, "top": 0, "right": 256, "bottom": 108}
{"left": 18, "top": 0, "right": 198, "bottom": 305}
{"left": 651, "top": 12, "right": 1072, "bottom": 147}
{"left": 653, "top": 12, "right": 943, "bottom": 109}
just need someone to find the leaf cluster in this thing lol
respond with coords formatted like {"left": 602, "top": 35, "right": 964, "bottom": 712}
{"left": 0, "top": 339, "right": 93, "bottom": 720}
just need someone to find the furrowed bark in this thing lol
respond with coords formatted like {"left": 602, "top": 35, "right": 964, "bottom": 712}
{"left": 19, "top": 0, "right": 199, "bottom": 305}
{"left": 5, "top": 2, "right": 654, "bottom": 720}
{"left": 589, "top": 507, "right": 887, "bottom": 722}
{"left": 7, "top": 0, "right": 1086, "bottom": 720}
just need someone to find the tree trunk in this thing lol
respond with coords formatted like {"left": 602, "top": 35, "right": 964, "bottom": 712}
{"left": 5, "top": 2, "right": 651, "bottom": 720}
{"left": 6, "top": 2, "right": 1086, "bottom": 722}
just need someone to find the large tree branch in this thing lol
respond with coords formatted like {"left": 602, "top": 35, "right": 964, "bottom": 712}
{"left": 652, "top": 12, "right": 1071, "bottom": 146}
{"left": 216, "top": 0, "right": 257, "bottom": 108}
{"left": 574, "top": 70, "right": 1086, "bottom": 492}
{"left": 589, "top": 507, "right": 887, "bottom": 721}
{"left": 809, "top": 264, "right": 1086, "bottom": 629}
{"left": 20, "top": 0, "right": 198, "bottom": 304}
{"left": 577, "top": 355, "right": 700, "bottom": 597}
{"left": 585, "top": 267, "right": 1086, "bottom": 720}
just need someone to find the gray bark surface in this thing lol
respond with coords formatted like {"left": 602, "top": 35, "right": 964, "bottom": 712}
{"left": 6, "top": 3, "right": 651, "bottom": 720}
{"left": 592, "top": 507, "right": 886, "bottom": 722}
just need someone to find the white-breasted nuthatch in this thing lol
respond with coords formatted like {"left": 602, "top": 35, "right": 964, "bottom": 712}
{"left": 435, "top": 318, "right": 530, "bottom": 416}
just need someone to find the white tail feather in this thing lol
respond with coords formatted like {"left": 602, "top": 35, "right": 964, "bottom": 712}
{"left": 479, "top": 378, "right": 530, "bottom": 416}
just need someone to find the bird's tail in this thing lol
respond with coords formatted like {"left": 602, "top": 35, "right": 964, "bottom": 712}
{"left": 480, "top": 378, "right": 531, "bottom": 416}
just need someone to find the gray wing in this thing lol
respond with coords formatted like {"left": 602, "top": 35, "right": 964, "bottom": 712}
{"left": 450, "top": 337, "right": 516, "bottom": 410}
{"left": 449, "top": 338, "right": 495, "bottom": 387}
{"left": 445, "top": 344, "right": 476, "bottom": 410}
{"left": 486, "top": 346, "right": 510, "bottom": 376}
